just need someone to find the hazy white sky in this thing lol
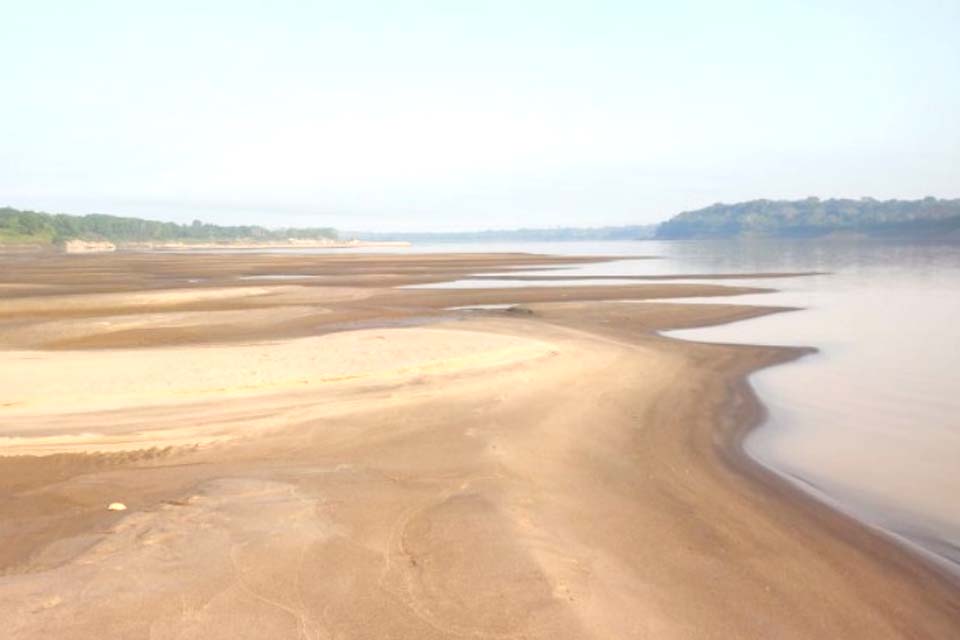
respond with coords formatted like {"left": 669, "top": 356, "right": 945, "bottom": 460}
{"left": 2, "top": 0, "right": 958, "bottom": 231}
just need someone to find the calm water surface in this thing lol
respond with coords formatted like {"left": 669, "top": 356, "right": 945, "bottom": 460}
{"left": 390, "top": 239, "right": 960, "bottom": 573}
{"left": 207, "top": 239, "right": 960, "bottom": 571}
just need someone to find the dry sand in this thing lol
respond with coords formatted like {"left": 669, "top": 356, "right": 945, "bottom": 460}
{"left": 0, "top": 251, "right": 957, "bottom": 638}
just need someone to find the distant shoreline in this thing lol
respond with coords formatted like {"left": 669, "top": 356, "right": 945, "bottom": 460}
{"left": 123, "top": 239, "right": 411, "bottom": 251}
{"left": 0, "top": 238, "right": 412, "bottom": 254}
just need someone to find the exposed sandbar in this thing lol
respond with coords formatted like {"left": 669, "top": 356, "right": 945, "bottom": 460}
{"left": 0, "top": 251, "right": 957, "bottom": 639}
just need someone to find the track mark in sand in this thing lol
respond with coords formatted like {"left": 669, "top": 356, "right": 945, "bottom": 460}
{"left": 229, "top": 541, "right": 323, "bottom": 640}
{"left": 220, "top": 480, "right": 329, "bottom": 640}
{"left": 0, "top": 477, "right": 335, "bottom": 639}
{"left": 378, "top": 479, "right": 557, "bottom": 640}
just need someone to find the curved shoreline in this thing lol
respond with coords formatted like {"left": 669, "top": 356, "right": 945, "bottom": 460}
{"left": 665, "top": 315, "right": 960, "bottom": 590}
{"left": 718, "top": 348, "right": 960, "bottom": 590}
{"left": 1, "top": 250, "right": 958, "bottom": 637}
{"left": 645, "top": 305, "right": 960, "bottom": 595}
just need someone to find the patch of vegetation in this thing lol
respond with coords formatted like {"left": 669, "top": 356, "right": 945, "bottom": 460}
{"left": 655, "top": 197, "right": 960, "bottom": 239}
{"left": 0, "top": 207, "right": 338, "bottom": 245}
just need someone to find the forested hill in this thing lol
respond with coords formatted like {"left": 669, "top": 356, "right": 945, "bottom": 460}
{"left": 0, "top": 207, "right": 337, "bottom": 245}
{"left": 655, "top": 198, "right": 960, "bottom": 239}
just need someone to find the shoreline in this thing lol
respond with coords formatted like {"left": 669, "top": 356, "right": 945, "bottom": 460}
{"left": 0, "top": 239, "right": 412, "bottom": 255}
{"left": 0, "top": 251, "right": 957, "bottom": 637}
{"left": 719, "top": 359, "right": 960, "bottom": 589}
{"left": 121, "top": 239, "right": 412, "bottom": 251}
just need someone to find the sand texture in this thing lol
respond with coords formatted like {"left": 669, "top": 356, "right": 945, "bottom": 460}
{"left": 0, "top": 251, "right": 957, "bottom": 638}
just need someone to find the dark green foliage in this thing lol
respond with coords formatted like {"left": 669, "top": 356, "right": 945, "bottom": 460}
{"left": 0, "top": 207, "right": 337, "bottom": 245}
{"left": 656, "top": 197, "right": 960, "bottom": 239}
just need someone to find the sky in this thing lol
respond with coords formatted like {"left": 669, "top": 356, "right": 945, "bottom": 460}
{"left": 1, "top": 0, "right": 958, "bottom": 231}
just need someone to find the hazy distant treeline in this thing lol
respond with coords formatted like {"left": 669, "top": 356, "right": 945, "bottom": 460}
{"left": 0, "top": 207, "right": 338, "bottom": 245}
{"left": 5, "top": 197, "right": 960, "bottom": 247}
{"left": 354, "top": 225, "right": 657, "bottom": 243}
{"left": 656, "top": 197, "right": 960, "bottom": 239}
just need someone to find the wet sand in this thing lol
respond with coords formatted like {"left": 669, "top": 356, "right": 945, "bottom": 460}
{"left": 0, "top": 251, "right": 958, "bottom": 638}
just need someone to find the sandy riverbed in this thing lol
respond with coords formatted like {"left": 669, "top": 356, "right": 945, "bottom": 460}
{"left": 0, "top": 251, "right": 957, "bottom": 638}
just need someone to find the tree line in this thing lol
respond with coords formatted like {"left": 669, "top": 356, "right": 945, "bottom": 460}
{"left": 0, "top": 207, "right": 337, "bottom": 245}
{"left": 656, "top": 197, "right": 960, "bottom": 239}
